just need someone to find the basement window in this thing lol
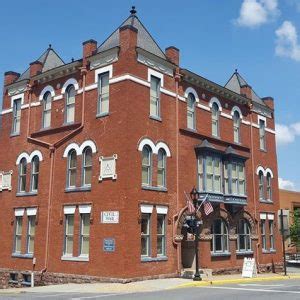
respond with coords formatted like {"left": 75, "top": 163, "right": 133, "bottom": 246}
{"left": 9, "top": 273, "right": 18, "bottom": 283}
{"left": 22, "top": 273, "right": 31, "bottom": 286}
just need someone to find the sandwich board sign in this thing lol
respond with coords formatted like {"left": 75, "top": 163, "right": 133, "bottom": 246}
{"left": 242, "top": 258, "right": 257, "bottom": 278}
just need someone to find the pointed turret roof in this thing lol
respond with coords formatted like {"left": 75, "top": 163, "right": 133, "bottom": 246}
{"left": 225, "top": 70, "right": 266, "bottom": 106}
{"left": 97, "top": 7, "right": 166, "bottom": 59}
{"left": 17, "top": 45, "right": 65, "bottom": 82}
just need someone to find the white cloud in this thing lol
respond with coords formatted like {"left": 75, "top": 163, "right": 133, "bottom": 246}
{"left": 276, "top": 122, "right": 300, "bottom": 146}
{"left": 275, "top": 21, "right": 300, "bottom": 61}
{"left": 278, "top": 177, "right": 296, "bottom": 190}
{"left": 235, "top": 0, "right": 280, "bottom": 28}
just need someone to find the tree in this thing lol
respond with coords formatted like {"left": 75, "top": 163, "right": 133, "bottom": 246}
{"left": 289, "top": 209, "right": 300, "bottom": 252}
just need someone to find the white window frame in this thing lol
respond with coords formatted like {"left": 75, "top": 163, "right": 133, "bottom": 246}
{"left": 211, "top": 218, "right": 229, "bottom": 253}
{"left": 141, "top": 213, "right": 151, "bottom": 257}
{"left": 30, "top": 156, "right": 39, "bottom": 192}
{"left": 79, "top": 213, "right": 90, "bottom": 257}
{"left": 259, "top": 118, "right": 266, "bottom": 151}
{"left": 14, "top": 216, "right": 23, "bottom": 254}
{"left": 142, "top": 145, "right": 152, "bottom": 186}
{"left": 65, "top": 85, "right": 76, "bottom": 124}
{"left": 42, "top": 92, "right": 52, "bottom": 129}
{"left": 157, "top": 214, "right": 166, "bottom": 256}
{"left": 157, "top": 148, "right": 166, "bottom": 188}
{"left": 12, "top": 98, "right": 21, "bottom": 134}
{"left": 187, "top": 93, "right": 196, "bottom": 130}
{"left": 82, "top": 147, "right": 92, "bottom": 187}
{"left": 63, "top": 214, "right": 75, "bottom": 257}
{"left": 67, "top": 150, "right": 77, "bottom": 188}
{"left": 211, "top": 102, "right": 220, "bottom": 137}
{"left": 150, "top": 75, "right": 161, "bottom": 119}
{"left": 26, "top": 215, "right": 36, "bottom": 254}
{"left": 237, "top": 219, "right": 251, "bottom": 252}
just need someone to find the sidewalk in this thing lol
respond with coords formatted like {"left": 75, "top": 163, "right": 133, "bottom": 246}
{"left": 1, "top": 272, "right": 300, "bottom": 295}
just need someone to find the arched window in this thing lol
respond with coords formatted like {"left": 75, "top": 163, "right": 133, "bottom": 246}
{"left": 237, "top": 219, "right": 251, "bottom": 252}
{"left": 18, "top": 158, "right": 27, "bottom": 192}
{"left": 82, "top": 147, "right": 92, "bottom": 186}
{"left": 266, "top": 173, "right": 272, "bottom": 201}
{"left": 187, "top": 93, "right": 196, "bottom": 130}
{"left": 42, "top": 92, "right": 52, "bottom": 128}
{"left": 67, "top": 150, "right": 77, "bottom": 188}
{"left": 142, "top": 146, "right": 152, "bottom": 186}
{"left": 211, "top": 218, "right": 229, "bottom": 253}
{"left": 233, "top": 110, "right": 241, "bottom": 143}
{"left": 157, "top": 149, "right": 166, "bottom": 188}
{"left": 65, "top": 85, "right": 76, "bottom": 124}
{"left": 212, "top": 102, "right": 219, "bottom": 137}
{"left": 258, "top": 171, "right": 264, "bottom": 200}
{"left": 30, "top": 155, "right": 39, "bottom": 192}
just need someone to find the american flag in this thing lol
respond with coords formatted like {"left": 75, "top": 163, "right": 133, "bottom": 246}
{"left": 203, "top": 197, "right": 214, "bottom": 216}
{"left": 184, "top": 191, "right": 195, "bottom": 214}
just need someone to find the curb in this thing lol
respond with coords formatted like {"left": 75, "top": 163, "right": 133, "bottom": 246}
{"left": 176, "top": 274, "right": 300, "bottom": 288}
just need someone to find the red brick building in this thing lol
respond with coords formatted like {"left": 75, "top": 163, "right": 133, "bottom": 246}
{"left": 0, "top": 8, "right": 282, "bottom": 286}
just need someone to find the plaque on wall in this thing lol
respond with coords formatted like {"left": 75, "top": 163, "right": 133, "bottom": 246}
{"left": 99, "top": 154, "right": 117, "bottom": 181}
{"left": 101, "top": 211, "right": 119, "bottom": 224}
{"left": 103, "top": 238, "right": 115, "bottom": 252}
{"left": 0, "top": 171, "right": 12, "bottom": 191}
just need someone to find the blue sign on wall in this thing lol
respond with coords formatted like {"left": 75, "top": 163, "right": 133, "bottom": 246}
{"left": 103, "top": 238, "right": 115, "bottom": 252}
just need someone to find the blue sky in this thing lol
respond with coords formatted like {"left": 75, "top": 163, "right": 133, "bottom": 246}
{"left": 0, "top": 0, "right": 299, "bottom": 190}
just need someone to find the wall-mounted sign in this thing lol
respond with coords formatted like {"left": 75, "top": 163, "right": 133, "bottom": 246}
{"left": 103, "top": 238, "right": 115, "bottom": 252}
{"left": 0, "top": 171, "right": 12, "bottom": 191}
{"left": 101, "top": 211, "right": 119, "bottom": 224}
{"left": 99, "top": 154, "right": 117, "bottom": 181}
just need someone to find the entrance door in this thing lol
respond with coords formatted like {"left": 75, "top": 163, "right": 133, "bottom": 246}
{"left": 181, "top": 226, "right": 195, "bottom": 268}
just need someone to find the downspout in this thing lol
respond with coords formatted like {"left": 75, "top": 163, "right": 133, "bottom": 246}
{"left": 249, "top": 104, "right": 260, "bottom": 269}
{"left": 175, "top": 67, "right": 181, "bottom": 275}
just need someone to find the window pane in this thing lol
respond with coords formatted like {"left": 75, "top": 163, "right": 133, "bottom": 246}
{"left": 67, "top": 215, "right": 74, "bottom": 234}
{"left": 157, "top": 215, "right": 164, "bottom": 234}
{"left": 81, "top": 214, "right": 90, "bottom": 235}
{"left": 141, "top": 237, "right": 148, "bottom": 256}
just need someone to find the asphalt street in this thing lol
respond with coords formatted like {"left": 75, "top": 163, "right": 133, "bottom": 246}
{"left": 1, "top": 279, "right": 300, "bottom": 300}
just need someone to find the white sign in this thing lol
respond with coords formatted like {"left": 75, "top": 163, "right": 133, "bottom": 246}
{"left": 101, "top": 211, "right": 119, "bottom": 224}
{"left": 242, "top": 258, "right": 257, "bottom": 278}
{"left": 99, "top": 155, "right": 117, "bottom": 181}
{"left": 0, "top": 171, "right": 12, "bottom": 191}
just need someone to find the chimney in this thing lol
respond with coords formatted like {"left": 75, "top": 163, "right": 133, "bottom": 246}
{"left": 165, "top": 46, "right": 180, "bottom": 65}
{"left": 119, "top": 25, "right": 138, "bottom": 53}
{"left": 240, "top": 85, "right": 252, "bottom": 100}
{"left": 4, "top": 71, "right": 20, "bottom": 86}
{"left": 82, "top": 39, "right": 97, "bottom": 66}
{"left": 262, "top": 96, "right": 274, "bottom": 110}
{"left": 30, "top": 61, "right": 43, "bottom": 77}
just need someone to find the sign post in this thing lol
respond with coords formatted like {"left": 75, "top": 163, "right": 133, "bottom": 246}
{"left": 242, "top": 258, "right": 257, "bottom": 278}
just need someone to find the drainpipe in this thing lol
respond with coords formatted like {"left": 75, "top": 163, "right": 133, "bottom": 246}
{"left": 175, "top": 67, "right": 181, "bottom": 275}
{"left": 27, "top": 68, "right": 87, "bottom": 276}
{"left": 249, "top": 105, "right": 260, "bottom": 269}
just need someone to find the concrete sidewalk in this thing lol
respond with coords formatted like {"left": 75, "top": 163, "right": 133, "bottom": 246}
{"left": 1, "top": 272, "right": 300, "bottom": 295}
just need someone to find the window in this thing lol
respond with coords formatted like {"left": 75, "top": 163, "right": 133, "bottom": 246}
{"left": 64, "top": 214, "right": 74, "bottom": 256}
{"left": 259, "top": 119, "right": 266, "bottom": 150}
{"left": 141, "top": 213, "right": 150, "bottom": 257}
{"left": 233, "top": 111, "right": 241, "bottom": 143}
{"left": 212, "top": 102, "right": 219, "bottom": 137}
{"left": 258, "top": 171, "right": 264, "bottom": 200}
{"left": 65, "top": 85, "right": 75, "bottom": 124}
{"left": 142, "top": 146, "right": 152, "bottom": 186}
{"left": 224, "top": 162, "right": 229, "bottom": 194}
{"left": 211, "top": 219, "right": 229, "bottom": 253}
{"left": 260, "top": 219, "right": 267, "bottom": 251}
{"left": 231, "top": 162, "right": 246, "bottom": 195}
{"left": 30, "top": 156, "right": 39, "bottom": 192}
{"left": 198, "top": 155, "right": 221, "bottom": 193}
{"left": 67, "top": 150, "right": 77, "bottom": 188}
{"left": 157, "top": 214, "right": 166, "bottom": 256}
{"left": 187, "top": 93, "right": 196, "bottom": 129}
{"left": 157, "top": 149, "right": 166, "bottom": 188}
{"left": 97, "top": 72, "right": 109, "bottom": 115}
{"left": 237, "top": 219, "right": 251, "bottom": 252}
{"left": 27, "top": 216, "right": 36, "bottom": 254}
{"left": 14, "top": 216, "right": 23, "bottom": 253}
{"left": 266, "top": 173, "right": 272, "bottom": 201}
{"left": 18, "top": 158, "right": 27, "bottom": 193}
{"left": 42, "top": 92, "right": 52, "bottom": 128}
{"left": 269, "top": 219, "right": 275, "bottom": 250}
{"left": 12, "top": 98, "right": 21, "bottom": 134}
{"left": 82, "top": 147, "right": 92, "bottom": 186}
{"left": 150, "top": 76, "right": 161, "bottom": 118}
{"left": 79, "top": 214, "right": 90, "bottom": 256}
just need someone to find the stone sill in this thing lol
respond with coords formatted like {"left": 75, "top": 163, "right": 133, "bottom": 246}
{"left": 65, "top": 186, "right": 91, "bottom": 193}
{"left": 262, "top": 249, "right": 276, "bottom": 254}
{"left": 142, "top": 186, "right": 167, "bottom": 192}
{"left": 96, "top": 112, "right": 110, "bottom": 119}
{"left": 16, "top": 191, "right": 38, "bottom": 197}
{"left": 211, "top": 252, "right": 231, "bottom": 257}
{"left": 12, "top": 253, "right": 33, "bottom": 259}
{"left": 141, "top": 256, "right": 168, "bottom": 262}
{"left": 10, "top": 132, "right": 20, "bottom": 138}
{"left": 61, "top": 256, "right": 89, "bottom": 262}
{"left": 149, "top": 115, "right": 162, "bottom": 122}
{"left": 259, "top": 199, "right": 274, "bottom": 204}
{"left": 236, "top": 251, "right": 254, "bottom": 256}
